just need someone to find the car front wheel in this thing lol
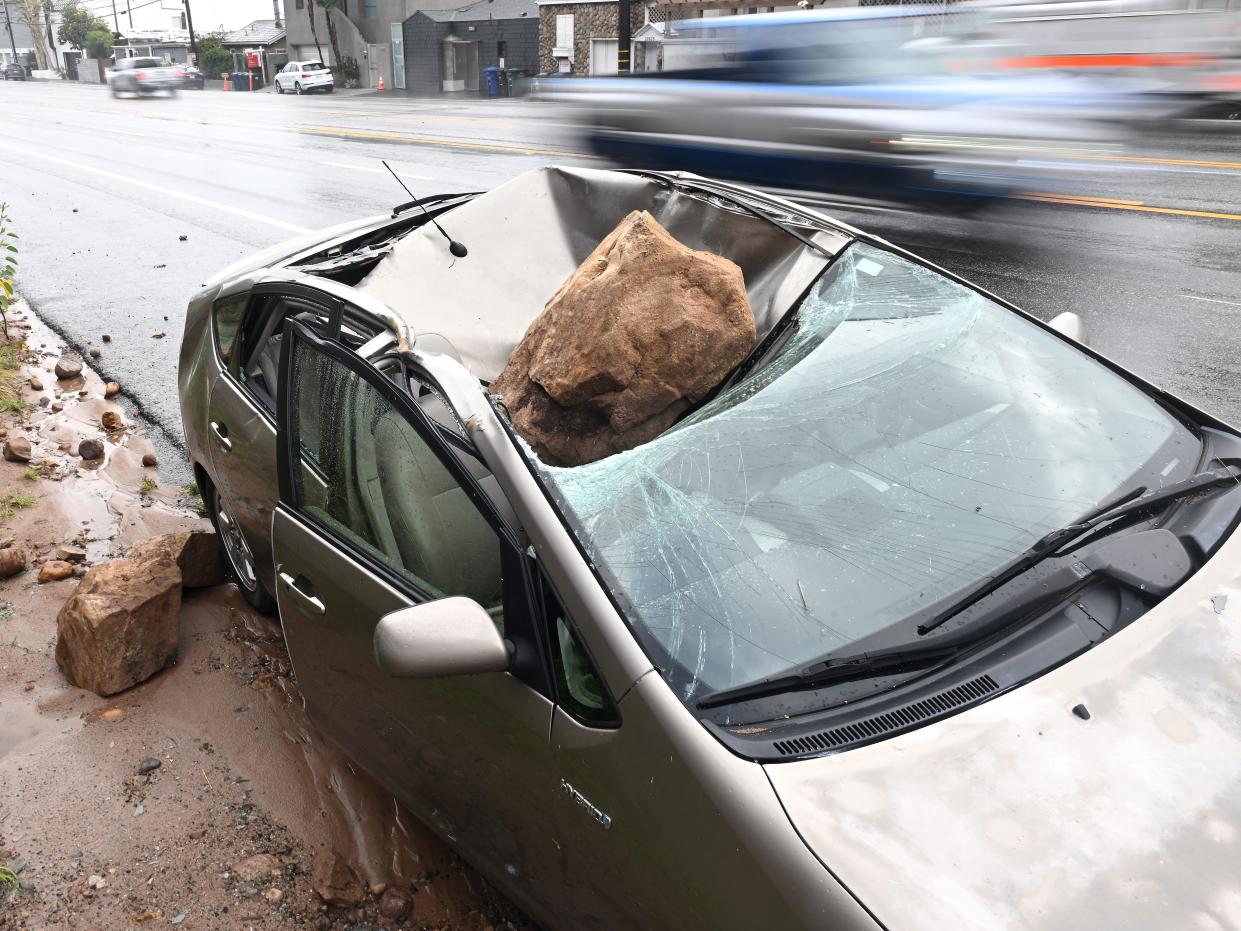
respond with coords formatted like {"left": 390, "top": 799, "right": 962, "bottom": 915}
{"left": 212, "top": 486, "right": 276, "bottom": 613}
{"left": 276, "top": 80, "right": 284, "bottom": 94}
{"left": 294, "top": 81, "right": 303, "bottom": 95}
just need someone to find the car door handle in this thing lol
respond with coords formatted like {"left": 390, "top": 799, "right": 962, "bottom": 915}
{"left": 278, "top": 571, "right": 325, "bottom": 616}
{"left": 210, "top": 420, "right": 232, "bottom": 451}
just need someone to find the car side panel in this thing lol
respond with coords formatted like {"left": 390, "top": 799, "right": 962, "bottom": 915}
{"left": 545, "top": 674, "right": 880, "bottom": 931}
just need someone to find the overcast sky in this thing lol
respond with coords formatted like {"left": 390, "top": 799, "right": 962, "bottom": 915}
{"left": 64, "top": 0, "right": 282, "bottom": 35}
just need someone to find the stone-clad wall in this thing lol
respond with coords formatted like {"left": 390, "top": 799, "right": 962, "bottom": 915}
{"left": 537, "top": 2, "right": 643, "bottom": 75}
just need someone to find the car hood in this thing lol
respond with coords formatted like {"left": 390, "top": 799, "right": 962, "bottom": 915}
{"left": 766, "top": 523, "right": 1241, "bottom": 931}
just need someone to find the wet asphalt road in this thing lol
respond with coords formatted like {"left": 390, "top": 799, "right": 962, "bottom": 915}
{"left": 2, "top": 79, "right": 1240, "bottom": 482}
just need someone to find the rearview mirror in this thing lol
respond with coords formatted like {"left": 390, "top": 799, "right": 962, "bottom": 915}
{"left": 373, "top": 597, "right": 510, "bottom": 679}
{"left": 1048, "top": 311, "right": 1088, "bottom": 346}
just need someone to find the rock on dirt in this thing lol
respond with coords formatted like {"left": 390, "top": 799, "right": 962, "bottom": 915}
{"left": 89, "top": 347, "right": 101, "bottom": 359}
{"left": 101, "top": 410, "right": 125, "bottom": 431}
{"left": 54, "top": 556, "right": 182, "bottom": 696}
{"left": 78, "top": 438, "right": 104, "bottom": 460}
{"left": 379, "top": 886, "right": 411, "bottom": 920}
{"left": 491, "top": 209, "right": 755, "bottom": 467}
{"left": 138, "top": 757, "right": 162, "bottom": 774}
{"left": 28, "top": 377, "right": 43, "bottom": 391}
{"left": 141, "top": 452, "right": 158, "bottom": 467}
{"left": 56, "top": 544, "right": 87, "bottom": 563}
{"left": 233, "top": 852, "right": 283, "bottom": 884}
{"left": 38, "top": 560, "right": 74, "bottom": 583}
{"left": 126, "top": 531, "right": 225, "bottom": 589}
{"left": 3, "top": 435, "right": 33, "bottom": 462}
{"left": 0, "top": 545, "right": 27, "bottom": 578}
{"left": 54, "top": 356, "right": 83, "bottom": 380}
{"left": 104, "top": 381, "right": 121, "bottom": 398}
{"left": 311, "top": 849, "right": 364, "bottom": 907}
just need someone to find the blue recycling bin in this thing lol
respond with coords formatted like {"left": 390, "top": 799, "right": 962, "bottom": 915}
{"left": 482, "top": 66, "right": 501, "bottom": 98}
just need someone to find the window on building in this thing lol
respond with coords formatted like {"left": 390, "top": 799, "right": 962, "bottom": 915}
{"left": 363, "top": 0, "right": 376, "bottom": 17}
{"left": 497, "top": 39, "right": 506, "bottom": 62}
{"left": 555, "top": 13, "right": 574, "bottom": 49}
{"left": 295, "top": 0, "right": 304, "bottom": 9}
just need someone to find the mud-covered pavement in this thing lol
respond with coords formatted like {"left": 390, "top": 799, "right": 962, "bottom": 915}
{"left": 0, "top": 303, "right": 531, "bottom": 929}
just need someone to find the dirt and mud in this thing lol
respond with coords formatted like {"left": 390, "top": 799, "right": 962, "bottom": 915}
{"left": 0, "top": 301, "right": 532, "bottom": 930}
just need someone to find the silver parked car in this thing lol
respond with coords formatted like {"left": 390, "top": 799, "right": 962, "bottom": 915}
{"left": 109, "top": 56, "right": 184, "bottom": 96}
{"left": 178, "top": 166, "right": 1241, "bottom": 931}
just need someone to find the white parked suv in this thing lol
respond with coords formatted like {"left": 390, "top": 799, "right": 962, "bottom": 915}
{"left": 275, "top": 60, "right": 334, "bottom": 95}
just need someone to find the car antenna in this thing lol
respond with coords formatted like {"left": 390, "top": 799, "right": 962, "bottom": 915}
{"left": 382, "top": 161, "right": 468, "bottom": 258}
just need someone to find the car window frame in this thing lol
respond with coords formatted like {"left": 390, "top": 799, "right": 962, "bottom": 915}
{"left": 275, "top": 319, "right": 555, "bottom": 697}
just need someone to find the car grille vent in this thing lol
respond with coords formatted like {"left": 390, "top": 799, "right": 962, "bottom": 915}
{"left": 771, "top": 674, "right": 999, "bottom": 757}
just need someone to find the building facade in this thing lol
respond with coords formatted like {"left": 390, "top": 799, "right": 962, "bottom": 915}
{"left": 403, "top": 0, "right": 537, "bottom": 96}
{"left": 536, "top": 0, "right": 644, "bottom": 74}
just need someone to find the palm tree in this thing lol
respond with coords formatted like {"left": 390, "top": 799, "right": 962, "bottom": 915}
{"left": 306, "top": 0, "right": 324, "bottom": 62}
{"left": 317, "top": 0, "right": 344, "bottom": 74}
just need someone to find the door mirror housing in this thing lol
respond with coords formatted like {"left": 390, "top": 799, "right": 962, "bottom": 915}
{"left": 1048, "top": 311, "right": 1088, "bottom": 345}
{"left": 374, "top": 597, "right": 510, "bottom": 679}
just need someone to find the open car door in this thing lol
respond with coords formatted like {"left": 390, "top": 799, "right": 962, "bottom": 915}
{"left": 269, "top": 319, "right": 562, "bottom": 911}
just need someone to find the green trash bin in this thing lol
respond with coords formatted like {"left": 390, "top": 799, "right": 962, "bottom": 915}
{"left": 501, "top": 68, "right": 526, "bottom": 97}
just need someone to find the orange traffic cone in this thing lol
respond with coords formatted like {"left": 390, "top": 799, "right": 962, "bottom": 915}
{"left": 377, "top": 74, "right": 385, "bottom": 91}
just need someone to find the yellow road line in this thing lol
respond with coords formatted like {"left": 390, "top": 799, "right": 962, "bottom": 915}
{"left": 1024, "top": 193, "right": 1241, "bottom": 222}
{"left": 298, "top": 124, "right": 598, "bottom": 158}
{"left": 1027, "top": 193, "right": 1146, "bottom": 206}
{"left": 1068, "top": 152, "right": 1241, "bottom": 171}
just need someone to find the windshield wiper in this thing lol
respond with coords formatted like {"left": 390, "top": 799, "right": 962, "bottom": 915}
{"left": 916, "top": 463, "right": 1241, "bottom": 637}
{"left": 696, "top": 642, "right": 960, "bottom": 709}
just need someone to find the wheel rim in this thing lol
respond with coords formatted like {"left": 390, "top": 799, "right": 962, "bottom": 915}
{"left": 295, "top": 82, "right": 302, "bottom": 94}
{"left": 215, "top": 493, "right": 259, "bottom": 592}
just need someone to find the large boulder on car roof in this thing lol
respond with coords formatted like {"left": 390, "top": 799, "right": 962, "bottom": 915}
{"left": 491, "top": 209, "right": 755, "bottom": 467}
{"left": 54, "top": 556, "right": 182, "bottom": 696}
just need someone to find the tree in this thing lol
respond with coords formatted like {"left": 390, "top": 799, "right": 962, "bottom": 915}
{"left": 317, "top": 0, "right": 343, "bottom": 71}
{"left": 84, "top": 28, "right": 112, "bottom": 81}
{"left": 58, "top": 2, "right": 107, "bottom": 51}
{"left": 197, "top": 31, "right": 232, "bottom": 78}
{"left": 16, "top": 0, "right": 50, "bottom": 71}
{"left": 305, "top": 0, "right": 323, "bottom": 64}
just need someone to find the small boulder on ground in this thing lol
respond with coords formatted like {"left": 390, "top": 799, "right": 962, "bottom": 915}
{"left": 54, "top": 356, "right": 83, "bottom": 380}
{"left": 232, "top": 853, "right": 282, "bottom": 884}
{"left": 54, "top": 556, "right": 182, "bottom": 696}
{"left": 0, "top": 546, "right": 27, "bottom": 579}
{"left": 55, "top": 545, "right": 87, "bottom": 563}
{"left": 101, "top": 410, "right": 124, "bottom": 431}
{"left": 491, "top": 209, "right": 755, "bottom": 467}
{"left": 3, "top": 436, "right": 32, "bottom": 462}
{"left": 104, "top": 382, "right": 120, "bottom": 398}
{"left": 78, "top": 438, "right": 104, "bottom": 461}
{"left": 126, "top": 531, "right": 224, "bottom": 589}
{"left": 28, "top": 377, "right": 43, "bottom": 391}
{"left": 141, "top": 452, "right": 157, "bottom": 467}
{"left": 310, "top": 850, "right": 364, "bottom": 908}
{"left": 379, "top": 887, "right": 411, "bottom": 920}
{"left": 38, "top": 561, "right": 75, "bottom": 583}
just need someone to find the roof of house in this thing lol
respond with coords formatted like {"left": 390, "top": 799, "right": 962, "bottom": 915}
{"left": 220, "top": 19, "right": 287, "bottom": 46}
{"left": 418, "top": 0, "right": 537, "bottom": 23}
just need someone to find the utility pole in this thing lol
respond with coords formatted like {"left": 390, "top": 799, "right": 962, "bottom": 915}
{"left": 3, "top": 0, "right": 19, "bottom": 63}
{"left": 182, "top": 0, "right": 196, "bottom": 64}
{"left": 272, "top": 0, "right": 280, "bottom": 28}
{"left": 109, "top": 0, "right": 118, "bottom": 32}
{"left": 617, "top": 0, "right": 629, "bottom": 73}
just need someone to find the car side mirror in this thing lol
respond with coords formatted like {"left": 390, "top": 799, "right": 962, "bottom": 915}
{"left": 1048, "top": 311, "right": 1088, "bottom": 346}
{"left": 373, "top": 597, "right": 510, "bottom": 678}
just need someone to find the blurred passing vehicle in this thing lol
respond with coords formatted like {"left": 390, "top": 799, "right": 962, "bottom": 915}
{"left": 274, "top": 60, "right": 334, "bottom": 94}
{"left": 109, "top": 57, "right": 185, "bottom": 97}
{"left": 180, "top": 165, "right": 1241, "bottom": 931}
{"left": 547, "top": 5, "right": 1155, "bottom": 210}
{"left": 2, "top": 62, "right": 26, "bottom": 81}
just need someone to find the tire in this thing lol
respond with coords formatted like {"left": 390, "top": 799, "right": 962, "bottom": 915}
{"left": 294, "top": 81, "right": 303, "bottom": 95}
{"left": 276, "top": 80, "right": 284, "bottom": 94}
{"left": 324, "top": 86, "right": 334, "bottom": 93}
{"left": 211, "top": 485, "right": 277, "bottom": 613}
{"left": 110, "top": 84, "right": 119, "bottom": 96}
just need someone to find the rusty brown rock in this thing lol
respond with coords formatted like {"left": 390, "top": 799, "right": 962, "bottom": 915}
{"left": 101, "top": 410, "right": 124, "bottom": 431}
{"left": 491, "top": 210, "right": 755, "bottom": 467}
{"left": 38, "top": 560, "right": 74, "bottom": 583}
{"left": 89, "top": 347, "right": 101, "bottom": 359}
{"left": 3, "top": 436, "right": 32, "bottom": 462}
{"left": 56, "top": 544, "right": 87, "bottom": 563}
{"left": 126, "top": 530, "right": 224, "bottom": 589}
{"left": 54, "top": 556, "right": 182, "bottom": 696}
{"left": 104, "top": 382, "right": 120, "bottom": 398}
{"left": 141, "top": 452, "right": 157, "bottom": 467}
{"left": 310, "top": 850, "right": 364, "bottom": 908}
{"left": 28, "top": 377, "right": 43, "bottom": 391}
{"left": 0, "top": 546, "right": 27, "bottom": 579}
{"left": 232, "top": 853, "right": 282, "bottom": 884}
{"left": 101, "top": 334, "right": 112, "bottom": 343}
{"left": 378, "top": 887, "right": 410, "bottom": 920}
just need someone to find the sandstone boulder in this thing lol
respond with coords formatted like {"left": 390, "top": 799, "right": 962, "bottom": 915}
{"left": 491, "top": 210, "right": 755, "bottom": 466}
{"left": 3, "top": 436, "right": 32, "bottom": 462}
{"left": 54, "top": 356, "right": 83, "bottom": 380}
{"left": 78, "top": 439, "right": 104, "bottom": 461}
{"left": 126, "top": 531, "right": 225, "bottom": 589}
{"left": 310, "top": 850, "right": 364, "bottom": 908}
{"left": 38, "top": 561, "right": 75, "bottom": 583}
{"left": 0, "top": 546, "right": 27, "bottom": 579}
{"left": 55, "top": 556, "right": 182, "bottom": 696}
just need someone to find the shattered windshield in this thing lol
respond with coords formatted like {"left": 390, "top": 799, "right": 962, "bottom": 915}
{"left": 528, "top": 243, "right": 1194, "bottom": 706}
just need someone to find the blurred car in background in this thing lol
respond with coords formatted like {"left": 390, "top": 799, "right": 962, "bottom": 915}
{"left": 547, "top": 2, "right": 1235, "bottom": 211}
{"left": 181, "top": 65, "right": 205, "bottom": 90}
{"left": 274, "top": 60, "right": 334, "bottom": 95}
{"left": 2, "top": 63, "right": 26, "bottom": 81}
{"left": 109, "top": 57, "right": 185, "bottom": 97}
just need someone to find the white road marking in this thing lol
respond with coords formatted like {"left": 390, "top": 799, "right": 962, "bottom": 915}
{"left": 111, "top": 128, "right": 148, "bottom": 137}
{"left": 324, "top": 160, "right": 433, "bottom": 181}
{"left": 1185, "top": 294, "right": 1241, "bottom": 307}
{"left": 0, "top": 140, "right": 312, "bottom": 234}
